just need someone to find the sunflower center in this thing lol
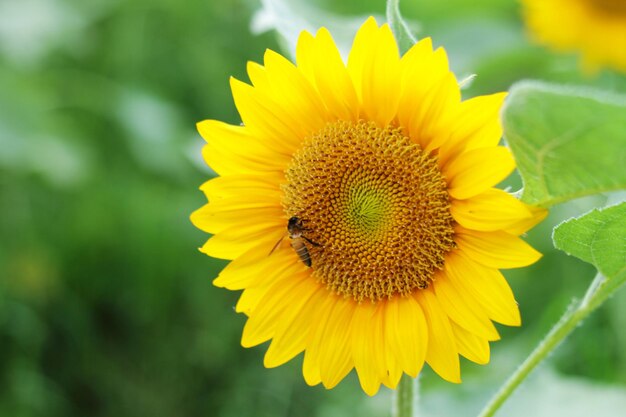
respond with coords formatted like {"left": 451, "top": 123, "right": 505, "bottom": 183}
{"left": 282, "top": 120, "right": 455, "bottom": 302}
{"left": 588, "top": 0, "right": 626, "bottom": 14}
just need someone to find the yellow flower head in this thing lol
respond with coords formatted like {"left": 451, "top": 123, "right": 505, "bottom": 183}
{"left": 522, "top": 0, "right": 626, "bottom": 73}
{"left": 191, "top": 17, "right": 546, "bottom": 396}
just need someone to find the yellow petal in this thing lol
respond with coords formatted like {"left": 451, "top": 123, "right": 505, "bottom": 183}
{"left": 230, "top": 77, "right": 301, "bottom": 153}
{"left": 398, "top": 43, "right": 462, "bottom": 153}
{"left": 416, "top": 288, "right": 461, "bottom": 383}
{"left": 451, "top": 321, "right": 490, "bottom": 365}
{"left": 454, "top": 92, "right": 507, "bottom": 149}
{"left": 372, "top": 306, "right": 390, "bottom": 390}
{"left": 192, "top": 206, "right": 283, "bottom": 235}
{"left": 241, "top": 265, "right": 307, "bottom": 347}
{"left": 398, "top": 41, "right": 451, "bottom": 142}
{"left": 317, "top": 298, "right": 356, "bottom": 389}
{"left": 197, "top": 120, "right": 289, "bottom": 176}
{"left": 445, "top": 251, "right": 521, "bottom": 326}
{"left": 351, "top": 300, "right": 384, "bottom": 396}
{"left": 199, "top": 174, "right": 282, "bottom": 200}
{"left": 381, "top": 346, "right": 403, "bottom": 390}
{"left": 235, "top": 286, "right": 265, "bottom": 315}
{"left": 213, "top": 242, "right": 297, "bottom": 290}
{"left": 306, "top": 27, "right": 359, "bottom": 121}
{"left": 450, "top": 188, "right": 532, "bottom": 232}
{"left": 439, "top": 92, "right": 507, "bottom": 166}
{"left": 347, "top": 16, "right": 379, "bottom": 105}
{"left": 399, "top": 38, "right": 443, "bottom": 91}
{"left": 200, "top": 222, "right": 284, "bottom": 260}
{"left": 295, "top": 30, "right": 316, "bottom": 85}
{"left": 198, "top": 194, "right": 280, "bottom": 213}
{"left": 505, "top": 205, "right": 549, "bottom": 235}
{"left": 302, "top": 349, "right": 321, "bottom": 386}
{"left": 446, "top": 147, "right": 515, "bottom": 200}
{"left": 384, "top": 296, "right": 428, "bottom": 378}
{"left": 233, "top": 251, "right": 304, "bottom": 316}
{"left": 261, "top": 49, "right": 329, "bottom": 131}
{"left": 359, "top": 23, "right": 401, "bottom": 126}
{"left": 416, "top": 72, "right": 461, "bottom": 153}
{"left": 302, "top": 293, "right": 337, "bottom": 386}
{"left": 246, "top": 60, "right": 269, "bottom": 90}
{"left": 191, "top": 183, "right": 283, "bottom": 234}
{"left": 433, "top": 270, "right": 500, "bottom": 341}
{"left": 264, "top": 281, "right": 326, "bottom": 368}
{"left": 455, "top": 227, "right": 543, "bottom": 269}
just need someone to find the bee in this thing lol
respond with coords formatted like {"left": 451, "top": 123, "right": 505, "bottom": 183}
{"left": 289, "top": 216, "right": 322, "bottom": 267}
{"left": 270, "top": 216, "right": 320, "bottom": 267}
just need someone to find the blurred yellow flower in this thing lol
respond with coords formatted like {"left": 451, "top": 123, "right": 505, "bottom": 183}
{"left": 191, "top": 17, "right": 546, "bottom": 395}
{"left": 523, "top": 0, "right": 626, "bottom": 73}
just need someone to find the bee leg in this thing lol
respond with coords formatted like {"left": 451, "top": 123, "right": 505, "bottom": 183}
{"left": 303, "top": 236, "right": 321, "bottom": 247}
{"left": 269, "top": 236, "right": 284, "bottom": 255}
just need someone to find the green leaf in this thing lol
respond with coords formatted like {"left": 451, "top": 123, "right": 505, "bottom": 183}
{"left": 553, "top": 202, "right": 626, "bottom": 285}
{"left": 502, "top": 81, "right": 626, "bottom": 207}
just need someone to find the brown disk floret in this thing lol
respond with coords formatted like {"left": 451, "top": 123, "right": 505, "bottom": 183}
{"left": 590, "top": 0, "right": 626, "bottom": 15}
{"left": 282, "top": 120, "right": 456, "bottom": 302}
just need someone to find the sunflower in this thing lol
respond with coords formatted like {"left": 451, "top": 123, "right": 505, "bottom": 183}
{"left": 522, "top": 0, "right": 626, "bottom": 73}
{"left": 191, "top": 17, "right": 546, "bottom": 396}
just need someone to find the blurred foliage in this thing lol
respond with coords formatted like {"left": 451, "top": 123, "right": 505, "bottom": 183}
{"left": 0, "top": 0, "right": 624, "bottom": 416}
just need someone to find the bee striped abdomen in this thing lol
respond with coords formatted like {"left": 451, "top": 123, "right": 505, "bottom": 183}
{"left": 291, "top": 239, "right": 312, "bottom": 267}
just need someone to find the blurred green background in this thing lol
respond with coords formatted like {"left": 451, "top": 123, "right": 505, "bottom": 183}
{"left": 1, "top": 0, "right": 624, "bottom": 416}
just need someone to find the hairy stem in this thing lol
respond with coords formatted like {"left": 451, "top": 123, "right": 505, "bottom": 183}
{"left": 386, "top": 0, "right": 417, "bottom": 54}
{"left": 393, "top": 375, "right": 418, "bottom": 417}
{"left": 478, "top": 272, "right": 611, "bottom": 417}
